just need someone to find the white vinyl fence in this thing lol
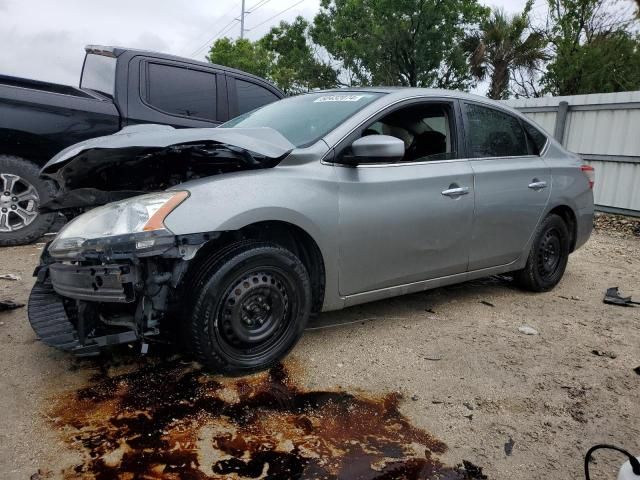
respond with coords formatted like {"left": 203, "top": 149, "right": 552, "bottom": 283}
{"left": 504, "top": 91, "right": 640, "bottom": 217}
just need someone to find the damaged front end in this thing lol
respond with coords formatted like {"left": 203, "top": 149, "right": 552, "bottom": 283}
{"left": 28, "top": 218, "right": 215, "bottom": 356}
{"left": 29, "top": 124, "right": 294, "bottom": 356}
{"left": 40, "top": 124, "right": 294, "bottom": 215}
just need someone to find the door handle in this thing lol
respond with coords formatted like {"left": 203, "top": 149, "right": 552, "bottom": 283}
{"left": 528, "top": 180, "right": 548, "bottom": 191}
{"left": 441, "top": 186, "right": 470, "bottom": 198}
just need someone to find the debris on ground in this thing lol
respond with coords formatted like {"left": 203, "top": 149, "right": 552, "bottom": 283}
{"left": 424, "top": 356, "right": 443, "bottom": 361}
{"left": 479, "top": 300, "right": 495, "bottom": 307}
{"left": 29, "top": 469, "right": 50, "bottom": 480}
{"left": 504, "top": 437, "right": 515, "bottom": 456}
{"left": 594, "top": 212, "right": 640, "bottom": 238}
{"left": 0, "top": 273, "right": 20, "bottom": 281}
{"left": 0, "top": 300, "right": 24, "bottom": 312}
{"left": 591, "top": 349, "right": 617, "bottom": 359}
{"left": 634, "top": 367, "right": 640, "bottom": 376}
{"left": 518, "top": 325, "right": 539, "bottom": 335}
{"left": 603, "top": 287, "right": 640, "bottom": 307}
{"left": 456, "top": 460, "right": 488, "bottom": 479}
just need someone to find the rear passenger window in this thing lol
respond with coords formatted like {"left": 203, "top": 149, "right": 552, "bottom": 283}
{"left": 236, "top": 79, "right": 280, "bottom": 114}
{"left": 522, "top": 122, "right": 548, "bottom": 155}
{"left": 464, "top": 103, "right": 529, "bottom": 158}
{"left": 146, "top": 63, "right": 217, "bottom": 120}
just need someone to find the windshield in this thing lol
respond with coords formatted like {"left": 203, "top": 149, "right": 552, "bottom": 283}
{"left": 220, "top": 92, "right": 384, "bottom": 147}
{"left": 80, "top": 53, "right": 116, "bottom": 98}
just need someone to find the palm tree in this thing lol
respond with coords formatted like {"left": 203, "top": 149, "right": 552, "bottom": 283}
{"left": 464, "top": 1, "right": 548, "bottom": 99}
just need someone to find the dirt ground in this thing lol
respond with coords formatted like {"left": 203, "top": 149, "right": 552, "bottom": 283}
{"left": 0, "top": 230, "right": 638, "bottom": 480}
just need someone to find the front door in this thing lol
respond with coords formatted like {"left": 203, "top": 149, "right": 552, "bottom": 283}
{"left": 462, "top": 101, "right": 551, "bottom": 270}
{"left": 335, "top": 100, "right": 475, "bottom": 296}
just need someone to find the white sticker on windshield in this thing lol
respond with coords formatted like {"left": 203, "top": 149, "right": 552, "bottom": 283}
{"left": 314, "top": 94, "right": 366, "bottom": 103}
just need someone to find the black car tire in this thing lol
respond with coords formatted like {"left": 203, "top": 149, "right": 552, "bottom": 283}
{"left": 185, "top": 241, "right": 312, "bottom": 374}
{"left": 0, "top": 155, "right": 57, "bottom": 246}
{"left": 514, "top": 213, "right": 570, "bottom": 292}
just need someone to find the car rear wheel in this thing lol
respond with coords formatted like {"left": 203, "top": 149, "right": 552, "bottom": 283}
{"left": 185, "top": 241, "right": 312, "bottom": 374}
{"left": 0, "top": 155, "right": 57, "bottom": 246}
{"left": 514, "top": 213, "right": 570, "bottom": 292}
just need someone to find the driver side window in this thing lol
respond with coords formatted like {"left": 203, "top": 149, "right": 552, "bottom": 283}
{"left": 360, "top": 102, "right": 457, "bottom": 162}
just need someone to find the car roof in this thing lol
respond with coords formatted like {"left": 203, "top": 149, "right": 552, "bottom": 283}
{"left": 84, "top": 44, "right": 284, "bottom": 95}
{"left": 312, "top": 86, "right": 511, "bottom": 107}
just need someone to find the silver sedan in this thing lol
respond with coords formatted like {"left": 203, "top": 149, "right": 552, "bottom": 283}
{"left": 29, "top": 88, "right": 594, "bottom": 373}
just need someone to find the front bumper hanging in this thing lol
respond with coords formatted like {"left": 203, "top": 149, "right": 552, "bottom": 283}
{"left": 28, "top": 263, "right": 143, "bottom": 357}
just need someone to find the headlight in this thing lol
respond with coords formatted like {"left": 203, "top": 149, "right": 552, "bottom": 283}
{"left": 49, "top": 191, "right": 188, "bottom": 258}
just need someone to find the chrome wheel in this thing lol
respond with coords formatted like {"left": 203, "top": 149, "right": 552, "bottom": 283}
{"left": 0, "top": 173, "right": 40, "bottom": 232}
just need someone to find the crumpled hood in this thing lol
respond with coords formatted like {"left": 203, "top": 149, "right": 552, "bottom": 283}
{"left": 39, "top": 124, "right": 295, "bottom": 213}
{"left": 42, "top": 124, "right": 295, "bottom": 174}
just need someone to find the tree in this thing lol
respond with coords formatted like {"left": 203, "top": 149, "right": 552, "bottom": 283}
{"left": 542, "top": 0, "right": 640, "bottom": 95}
{"left": 311, "top": 0, "right": 489, "bottom": 89}
{"left": 207, "top": 19, "right": 338, "bottom": 94}
{"left": 207, "top": 38, "right": 272, "bottom": 79}
{"left": 260, "top": 17, "right": 338, "bottom": 94}
{"left": 463, "top": 1, "right": 548, "bottom": 99}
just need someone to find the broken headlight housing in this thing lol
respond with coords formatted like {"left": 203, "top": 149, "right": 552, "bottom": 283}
{"left": 49, "top": 191, "right": 188, "bottom": 259}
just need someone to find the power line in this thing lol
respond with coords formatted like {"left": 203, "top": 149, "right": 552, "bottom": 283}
{"left": 184, "top": 1, "right": 242, "bottom": 56}
{"left": 190, "top": 17, "right": 239, "bottom": 56}
{"left": 248, "top": 0, "right": 272, "bottom": 13}
{"left": 240, "top": 0, "right": 273, "bottom": 38}
{"left": 248, "top": 0, "right": 305, "bottom": 31}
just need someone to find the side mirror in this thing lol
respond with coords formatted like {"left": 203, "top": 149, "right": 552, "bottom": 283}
{"left": 338, "top": 135, "right": 405, "bottom": 165}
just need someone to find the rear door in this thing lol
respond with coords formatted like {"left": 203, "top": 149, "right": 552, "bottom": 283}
{"left": 462, "top": 101, "right": 551, "bottom": 270}
{"left": 125, "top": 57, "right": 227, "bottom": 127}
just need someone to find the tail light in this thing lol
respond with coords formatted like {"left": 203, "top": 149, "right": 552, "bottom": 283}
{"left": 581, "top": 164, "right": 595, "bottom": 189}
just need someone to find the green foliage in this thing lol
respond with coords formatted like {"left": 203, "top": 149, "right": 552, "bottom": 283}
{"left": 542, "top": 0, "right": 640, "bottom": 95}
{"left": 260, "top": 17, "right": 338, "bottom": 94}
{"left": 207, "top": 18, "right": 338, "bottom": 94}
{"left": 207, "top": 38, "right": 272, "bottom": 79}
{"left": 204, "top": 0, "right": 640, "bottom": 97}
{"left": 311, "top": 0, "right": 489, "bottom": 89}
{"left": 463, "top": 0, "right": 548, "bottom": 99}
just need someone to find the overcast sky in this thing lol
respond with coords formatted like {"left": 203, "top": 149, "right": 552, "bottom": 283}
{"left": 0, "top": 0, "right": 538, "bottom": 89}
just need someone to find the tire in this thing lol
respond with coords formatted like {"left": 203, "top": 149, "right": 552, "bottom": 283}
{"left": 185, "top": 241, "right": 312, "bottom": 374}
{"left": 514, "top": 214, "right": 570, "bottom": 292}
{"left": 0, "top": 155, "right": 57, "bottom": 246}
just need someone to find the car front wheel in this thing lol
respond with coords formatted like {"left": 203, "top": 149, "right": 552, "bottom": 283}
{"left": 514, "top": 213, "right": 570, "bottom": 292}
{"left": 185, "top": 241, "right": 312, "bottom": 374}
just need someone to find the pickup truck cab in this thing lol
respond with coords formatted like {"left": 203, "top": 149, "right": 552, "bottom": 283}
{"left": 0, "top": 45, "right": 284, "bottom": 245}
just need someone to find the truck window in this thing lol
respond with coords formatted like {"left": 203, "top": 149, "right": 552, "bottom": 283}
{"left": 146, "top": 63, "right": 217, "bottom": 121}
{"left": 236, "top": 79, "right": 280, "bottom": 114}
{"left": 81, "top": 54, "right": 116, "bottom": 98}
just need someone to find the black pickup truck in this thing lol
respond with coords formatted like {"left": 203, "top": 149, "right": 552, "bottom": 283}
{"left": 0, "top": 45, "right": 284, "bottom": 245}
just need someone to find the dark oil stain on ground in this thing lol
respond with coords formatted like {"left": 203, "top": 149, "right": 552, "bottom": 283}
{"left": 51, "top": 358, "right": 486, "bottom": 480}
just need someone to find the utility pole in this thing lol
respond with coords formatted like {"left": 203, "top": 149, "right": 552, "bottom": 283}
{"left": 240, "top": 0, "right": 246, "bottom": 39}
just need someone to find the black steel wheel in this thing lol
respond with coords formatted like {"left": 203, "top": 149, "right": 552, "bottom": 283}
{"left": 0, "top": 155, "right": 57, "bottom": 246}
{"left": 185, "top": 241, "right": 311, "bottom": 374}
{"left": 514, "top": 213, "right": 570, "bottom": 292}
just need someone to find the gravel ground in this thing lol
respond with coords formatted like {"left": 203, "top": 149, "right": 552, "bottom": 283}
{"left": 0, "top": 229, "right": 638, "bottom": 480}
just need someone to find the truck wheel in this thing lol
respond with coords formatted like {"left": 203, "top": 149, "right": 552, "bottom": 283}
{"left": 0, "top": 155, "right": 57, "bottom": 246}
{"left": 186, "top": 241, "right": 312, "bottom": 374}
{"left": 514, "top": 214, "right": 570, "bottom": 292}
